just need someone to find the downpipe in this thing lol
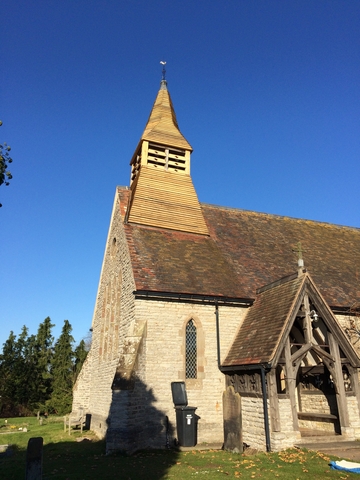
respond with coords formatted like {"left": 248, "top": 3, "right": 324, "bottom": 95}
{"left": 215, "top": 303, "right": 221, "bottom": 369}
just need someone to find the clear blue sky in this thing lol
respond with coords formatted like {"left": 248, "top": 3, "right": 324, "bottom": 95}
{"left": 1, "top": 0, "right": 359, "bottom": 348}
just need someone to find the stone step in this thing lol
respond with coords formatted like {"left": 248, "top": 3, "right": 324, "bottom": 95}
{"left": 296, "top": 441, "right": 360, "bottom": 455}
{"left": 296, "top": 435, "right": 352, "bottom": 448}
{"left": 298, "top": 436, "right": 340, "bottom": 444}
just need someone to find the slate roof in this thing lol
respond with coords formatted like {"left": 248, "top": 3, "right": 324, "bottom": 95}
{"left": 118, "top": 188, "right": 360, "bottom": 309}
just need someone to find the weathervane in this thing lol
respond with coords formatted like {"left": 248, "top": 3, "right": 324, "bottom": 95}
{"left": 160, "top": 61, "right": 166, "bottom": 81}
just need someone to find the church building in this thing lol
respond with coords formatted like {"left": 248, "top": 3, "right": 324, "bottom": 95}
{"left": 73, "top": 74, "right": 360, "bottom": 453}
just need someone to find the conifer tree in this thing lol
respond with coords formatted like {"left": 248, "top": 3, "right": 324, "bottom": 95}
{"left": 33, "top": 317, "right": 54, "bottom": 410}
{"left": 73, "top": 339, "right": 88, "bottom": 383}
{"left": 14, "top": 327, "right": 35, "bottom": 409}
{"left": 47, "top": 320, "right": 74, "bottom": 415}
{"left": 0, "top": 318, "right": 88, "bottom": 416}
{"left": 0, "top": 327, "right": 37, "bottom": 415}
{"left": 0, "top": 331, "right": 17, "bottom": 415}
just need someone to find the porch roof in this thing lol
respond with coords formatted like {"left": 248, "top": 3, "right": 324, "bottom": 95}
{"left": 222, "top": 274, "right": 304, "bottom": 367}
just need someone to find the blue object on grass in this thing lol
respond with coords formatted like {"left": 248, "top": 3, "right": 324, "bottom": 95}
{"left": 330, "top": 460, "right": 360, "bottom": 473}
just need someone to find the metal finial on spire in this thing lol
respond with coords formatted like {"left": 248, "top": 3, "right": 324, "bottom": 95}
{"left": 160, "top": 60, "right": 166, "bottom": 80}
{"left": 160, "top": 61, "right": 167, "bottom": 90}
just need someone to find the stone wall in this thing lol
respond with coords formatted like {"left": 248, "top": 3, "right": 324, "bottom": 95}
{"left": 132, "top": 299, "right": 247, "bottom": 448}
{"left": 72, "top": 353, "right": 92, "bottom": 413}
{"left": 241, "top": 396, "right": 266, "bottom": 451}
{"left": 72, "top": 192, "right": 137, "bottom": 438}
{"left": 336, "top": 314, "right": 360, "bottom": 356}
{"left": 347, "top": 394, "right": 360, "bottom": 436}
{"left": 271, "top": 397, "right": 301, "bottom": 451}
{"left": 299, "top": 391, "right": 338, "bottom": 415}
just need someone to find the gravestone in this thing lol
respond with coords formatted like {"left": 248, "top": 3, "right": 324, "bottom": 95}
{"left": 223, "top": 386, "right": 243, "bottom": 453}
{"left": 25, "top": 437, "right": 43, "bottom": 480}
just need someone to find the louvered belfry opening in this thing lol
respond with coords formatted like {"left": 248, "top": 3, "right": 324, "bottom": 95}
{"left": 147, "top": 143, "right": 187, "bottom": 172}
{"left": 126, "top": 79, "right": 209, "bottom": 235}
{"left": 130, "top": 142, "right": 188, "bottom": 185}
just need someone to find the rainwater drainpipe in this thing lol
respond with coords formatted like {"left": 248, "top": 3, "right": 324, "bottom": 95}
{"left": 215, "top": 304, "right": 271, "bottom": 452}
{"left": 215, "top": 303, "right": 221, "bottom": 369}
{"left": 260, "top": 366, "right": 271, "bottom": 452}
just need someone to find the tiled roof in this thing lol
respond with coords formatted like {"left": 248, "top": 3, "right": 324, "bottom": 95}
{"left": 223, "top": 275, "right": 304, "bottom": 367}
{"left": 118, "top": 189, "right": 360, "bottom": 308}
{"left": 203, "top": 204, "right": 360, "bottom": 307}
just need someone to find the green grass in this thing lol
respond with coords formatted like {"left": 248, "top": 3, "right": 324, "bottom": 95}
{"left": 0, "top": 417, "right": 349, "bottom": 479}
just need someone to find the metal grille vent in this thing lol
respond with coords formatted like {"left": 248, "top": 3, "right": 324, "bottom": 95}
{"left": 186, "top": 319, "right": 197, "bottom": 379}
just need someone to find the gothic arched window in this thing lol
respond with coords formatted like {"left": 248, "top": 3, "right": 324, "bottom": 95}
{"left": 186, "top": 319, "right": 197, "bottom": 379}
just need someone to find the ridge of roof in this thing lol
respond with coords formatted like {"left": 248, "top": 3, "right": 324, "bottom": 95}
{"left": 119, "top": 186, "right": 359, "bottom": 231}
{"left": 201, "top": 202, "right": 360, "bottom": 231}
{"left": 256, "top": 272, "right": 300, "bottom": 294}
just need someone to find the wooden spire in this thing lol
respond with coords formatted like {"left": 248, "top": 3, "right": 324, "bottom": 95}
{"left": 126, "top": 78, "right": 209, "bottom": 235}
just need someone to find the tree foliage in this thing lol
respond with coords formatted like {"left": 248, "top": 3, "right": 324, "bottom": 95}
{"left": 74, "top": 339, "right": 88, "bottom": 382}
{"left": 47, "top": 320, "right": 74, "bottom": 415}
{"left": 33, "top": 317, "right": 54, "bottom": 409}
{"left": 0, "top": 121, "right": 13, "bottom": 207}
{"left": 0, "top": 318, "right": 88, "bottom": 417}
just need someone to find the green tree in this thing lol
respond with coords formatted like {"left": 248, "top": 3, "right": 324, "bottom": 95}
{"left": 0, "top": 327, "right": 37, "bottom": 415}
{"left": 0, "top": 331, "right": 18, "bottom": 415}
{"left": 73, "top": 339, "right": 88, "bottom": 383}
{"left": 0, "top": 121, "right": 13, "bottom": 207}
{"left": 12, "top": 326, "right": 32, "bottom": 408}
{"left": 47, "top": 320, "right": 74, "bottom": 415}
{"left": 33, "top": 317, "right": 54, "bottom": 410}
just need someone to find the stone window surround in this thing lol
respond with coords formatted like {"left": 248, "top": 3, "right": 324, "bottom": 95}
{"left": 179, "top": 315, "right": 205, "bottom": 390}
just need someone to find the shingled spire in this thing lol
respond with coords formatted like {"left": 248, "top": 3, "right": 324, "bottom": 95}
{"left": 126, "top": 76, "right": 209, "bottom": 235}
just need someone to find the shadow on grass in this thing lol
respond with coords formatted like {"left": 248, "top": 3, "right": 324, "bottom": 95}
{"left": 1, "top": 377, "right": 181, "bottom": 478}
{"left": 1, "top": 435, "right": 181, "bottom": 480}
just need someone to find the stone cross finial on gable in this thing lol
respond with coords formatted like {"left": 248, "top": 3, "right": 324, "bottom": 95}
{"left": 292, "top": 241, "right": 307, "bottom": 271}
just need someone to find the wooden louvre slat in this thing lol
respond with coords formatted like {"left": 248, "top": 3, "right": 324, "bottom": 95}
{"left": 128, "top": 166, "right": 209, "bottom": 235}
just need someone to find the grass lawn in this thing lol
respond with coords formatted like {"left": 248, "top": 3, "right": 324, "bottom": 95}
{"left": 0, "top": 416, "right": 349, "bottom": 479}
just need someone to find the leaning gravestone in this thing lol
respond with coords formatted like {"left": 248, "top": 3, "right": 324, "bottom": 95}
{"left": 223, "top": 385, "right": 243, "bottom": 453}
{"left": 25, "top": 437, "right": 43, "bottom": 480}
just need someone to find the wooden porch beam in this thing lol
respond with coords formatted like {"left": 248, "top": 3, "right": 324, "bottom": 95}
{"left": 328, "top": 332, "right": 349, "bottom": 428}
{"left": 268, "top": 369, "right": 281, "bottom": 432}
{"left": 290, "top": 343, "right": 312, "bottom": 366}
{"left": 284, "top": 337, "right": 299, "bottom": 430}
{"left": 311, "top": 345, "right": 335, "bottom": 364}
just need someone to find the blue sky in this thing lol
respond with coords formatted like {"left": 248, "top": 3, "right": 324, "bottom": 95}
{"left": 1, "top": 0, "right": 359, "bottom": 348}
